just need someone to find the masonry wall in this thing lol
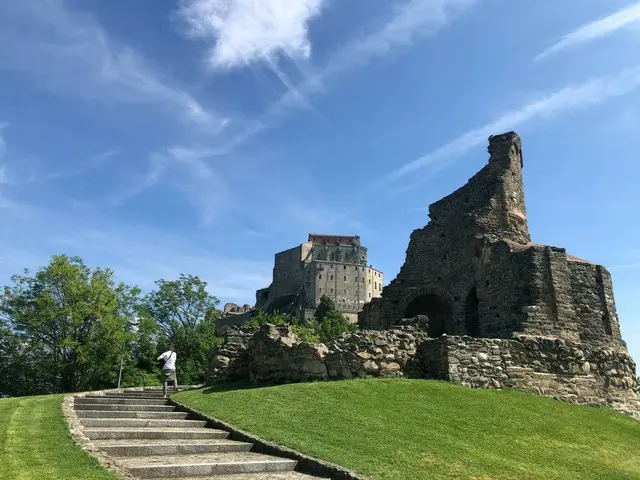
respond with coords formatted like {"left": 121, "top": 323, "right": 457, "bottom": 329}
{"left": 569, "top": 262, "right": 623, "bottom": 347}
{"left": 413, "top": 335, "right": 638, "bottom": 415}
{"left": 306, "top": 262, "right": 383, "bottom": 314}
{"left": 207, "top": 326, "right": 640, "bottom": 418}
{"left": 379, "top": 132, "right": 530, "bottom": 332}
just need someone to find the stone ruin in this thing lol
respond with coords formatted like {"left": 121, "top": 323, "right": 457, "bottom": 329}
{"left": 209, "top": 132, "right": 638, "bottom": 418}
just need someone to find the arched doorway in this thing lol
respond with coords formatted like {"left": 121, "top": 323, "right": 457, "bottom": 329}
{"left": 465, "top": 287, "right": 481, "bottom": 337}
{"left": 404, "top": 293, "right": 452, "bottom": 337}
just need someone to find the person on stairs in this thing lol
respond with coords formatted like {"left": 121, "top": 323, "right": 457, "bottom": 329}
{"left": 157, "top": 346, "right": 178, "bottom": 397}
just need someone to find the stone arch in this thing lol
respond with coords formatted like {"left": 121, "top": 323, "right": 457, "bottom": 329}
{"left": 401, "top": 286, "right": 454, "bottom": 338}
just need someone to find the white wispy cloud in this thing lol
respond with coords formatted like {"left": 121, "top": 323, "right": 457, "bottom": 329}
{"left": 110, "top": 146, "right": 232, "bottom": 226}
{"left": 0, "top": 0, "right": 226, "bottom": 129}
{"left": 165, "top": 146, "right": 233, "bottom": 225}
{"left": 376, "top": 64, "right": 640, "bottom": 188}
{"left": 536, "top": 2, "right": 640, "bottom": 60}
{"left": 176, "top": 0, "right": 326, "bottom": 70}
{"left": 217, "top": 0, "right": 478, "bottom": 152}
{"left": 610, "top": 261, "right": 640, "bottom": 271}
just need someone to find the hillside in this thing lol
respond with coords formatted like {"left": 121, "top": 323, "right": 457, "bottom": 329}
{"left": 174, "top": 378, "right": 640, "bottom": 480}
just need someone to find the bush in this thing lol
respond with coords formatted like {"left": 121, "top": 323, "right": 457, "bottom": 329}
{"left": 314, "top": 296, "right": 357, "bottom": 343}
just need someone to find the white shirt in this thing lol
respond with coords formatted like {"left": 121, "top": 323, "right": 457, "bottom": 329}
{"left": 159, "top": 351, "right": 176, "bottom": 370}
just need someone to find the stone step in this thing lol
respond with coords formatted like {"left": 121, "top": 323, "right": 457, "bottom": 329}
{"left": 80, "top": 418, "right": 207, "bottom": 428}
{"left": 84, "top": 427, "right": 230, "bottom": 440}
{"left": 117, "top": 452, "right": 298, "bottom": 478}
{"left": 102, "top": 394, "right": 167, "bottom": 399}
{"left": 76, "top": 410, "right": 189, "bottom": 419}
{"left": 74, "top": 403, "right": 176, "bottom": 412}
{"left": 93, "top": 439, "right": 253, "bottom": 456}
{"left": 76, "top": 397, "right": 170, "bottom": 405}
{"left": 156, "top": 474, "right": 328, "bottom": 480}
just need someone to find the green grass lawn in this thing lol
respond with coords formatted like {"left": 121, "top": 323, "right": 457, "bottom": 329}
{"left": 174, "top": 379, "right": 640, "bottom": 480}
{"left": 0, "top": 395, "right": 118, "bottom": 480}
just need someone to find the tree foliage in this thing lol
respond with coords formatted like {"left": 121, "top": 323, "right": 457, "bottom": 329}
{"left": 313, "top": 295, "right": 357, "bottom": 343}
{"left": 0, "top": 255, "right": 141, "bottom": 394}
{"left": 145, "top": 274, "right": 221, "bottom": 385}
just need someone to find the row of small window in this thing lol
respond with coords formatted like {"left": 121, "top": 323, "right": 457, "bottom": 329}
{"left": 318, "top": 288, "right": 349, "bottom": 294}
{"left": 316, "top": 273, "right": 381, "bottom": 290}
{"left": 317, "top": 289, "right": 379, "bottom": 297}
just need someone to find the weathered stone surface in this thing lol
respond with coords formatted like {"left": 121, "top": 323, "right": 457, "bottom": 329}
{"left": 207, "top": 329, "right": 254, "bottom": 384}
{"left": 412, "top": 335, "right": 639, "bottom": 418}
{"left": 358, "top": 132, "right": 626, "bottom": 353}
{"left": 208, "top": 325, "right": 429, "bottom": 386}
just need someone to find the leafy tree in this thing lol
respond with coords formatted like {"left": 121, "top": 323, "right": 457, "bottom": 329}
{"left": 145, "top": 274, "right": 221, "bottom": 384}
{"left": 0, "top": 255, "right": 140, "bottom": 393}
{"left": 314, "top": 295, "right": 357, "bottom": 343}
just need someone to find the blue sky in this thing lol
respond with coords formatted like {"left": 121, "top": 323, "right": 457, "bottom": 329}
{"left": 1, "top": 0, "right": 639, "bottom": 361}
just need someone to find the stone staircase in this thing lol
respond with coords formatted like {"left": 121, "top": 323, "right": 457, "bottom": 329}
{"left": 74, "top": 389, "right": 328, "bottom": 480}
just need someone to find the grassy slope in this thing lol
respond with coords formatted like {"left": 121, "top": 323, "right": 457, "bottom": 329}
{"left": 0, "top": 395, "right": 118, "bottom": 480}
{"left": 175, "top": 379, "right": 640, "bottom": 480}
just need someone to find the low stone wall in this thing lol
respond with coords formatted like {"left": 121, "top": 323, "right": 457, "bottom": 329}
{"left": 413, "top": 335, "right": 639, "bottom": 417}
{"left": 207, "top": 329, "right": 254, "bottom": 383}
{"left": 208, "top": 325, "right": 428, "bottom": 386}
{"left": 207, "top": 325, "right": 639, "bottom": 418}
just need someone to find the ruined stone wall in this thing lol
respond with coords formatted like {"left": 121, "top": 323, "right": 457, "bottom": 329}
{"left": 413, "top": 335, "right": 638, "bottom": 416}
{"left": 207, "top": 326, "right": 639, "bottom": 418}
{"left": 569, "top": 262, "right": 623, "bottom": 347}
{"left": 208, "top": 325, "right": 429, "bottom": 386}
{"left": 207, "top": 329, "right": 254, "bottom": 383}
{"left": 379, "top": 132, "right": 531, "bottom": 332}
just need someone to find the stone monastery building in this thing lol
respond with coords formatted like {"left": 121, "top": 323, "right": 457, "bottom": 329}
{"left": 255, "top": 234, "right": 384, "bottom": 323}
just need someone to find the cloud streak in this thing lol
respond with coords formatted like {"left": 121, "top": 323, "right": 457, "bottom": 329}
{"left": 377, "top": 64, "right": 640, "bottom": 188}
{"left": 0, "top": 0, "right": 226, "bottom": 129}
{"left": 176, "top": 0, "right": 326, "bottom": 70}
{"left": 536, "top": 2, "right": 640, "bottom": 60}
{"left": 217, "top": 0, "right": 478, "bottom": 152}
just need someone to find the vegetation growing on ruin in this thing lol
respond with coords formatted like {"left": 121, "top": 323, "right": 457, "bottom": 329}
{"left": 244, "top": 295, "right": 356, "bottom": 344}
{"left": 175, "top": 378, "right": 640, "bottom": 480}
{"left": 0, "top": 394, "right": 117, "bottom": 480}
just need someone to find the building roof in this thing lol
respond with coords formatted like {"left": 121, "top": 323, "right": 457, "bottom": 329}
{"left": 308, "top": 233, "right": 359, "bottom": 240}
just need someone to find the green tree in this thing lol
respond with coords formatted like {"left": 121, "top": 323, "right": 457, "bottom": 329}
{"left": 314, "top": 295, "right": 357, "bottom": 344}
{"left": 0, "top": 255, "right": 140, "bottom": 393}
{"left": 145, "top": 274, "right": 221, "bottom": 384}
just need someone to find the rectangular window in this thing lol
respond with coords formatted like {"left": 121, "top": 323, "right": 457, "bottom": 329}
{"left": 374, "top": 282, "right": 377, "bottom": 289}
{"left": 369, "top": 279, "right": 371, "bottom": 284}
{"left": 355, "top": 266, "right": 358, "bottom": 271}
{"left": 330, "top": 264, "right": 334, "bottom": 268}
{"left": 344, "top": 276, "right": 347, "bottom": 281}
{"left": 343, "top": 265, "right": 347, "bottom": 270}
{"left": 331, "top": 288, "right": 334, "bottom": 293}
{"left": 319, "top": 274, "right": 322, "bottom": 279}
{"left": 330, "top": 275, "right": 334, "bottom": 280}
{"left": 344, "top": 289, "right": 347, "bottom": 294}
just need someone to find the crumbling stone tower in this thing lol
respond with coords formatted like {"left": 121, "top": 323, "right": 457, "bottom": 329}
{"left": 360, "top": 132, "right": 625, "bottom": 352}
